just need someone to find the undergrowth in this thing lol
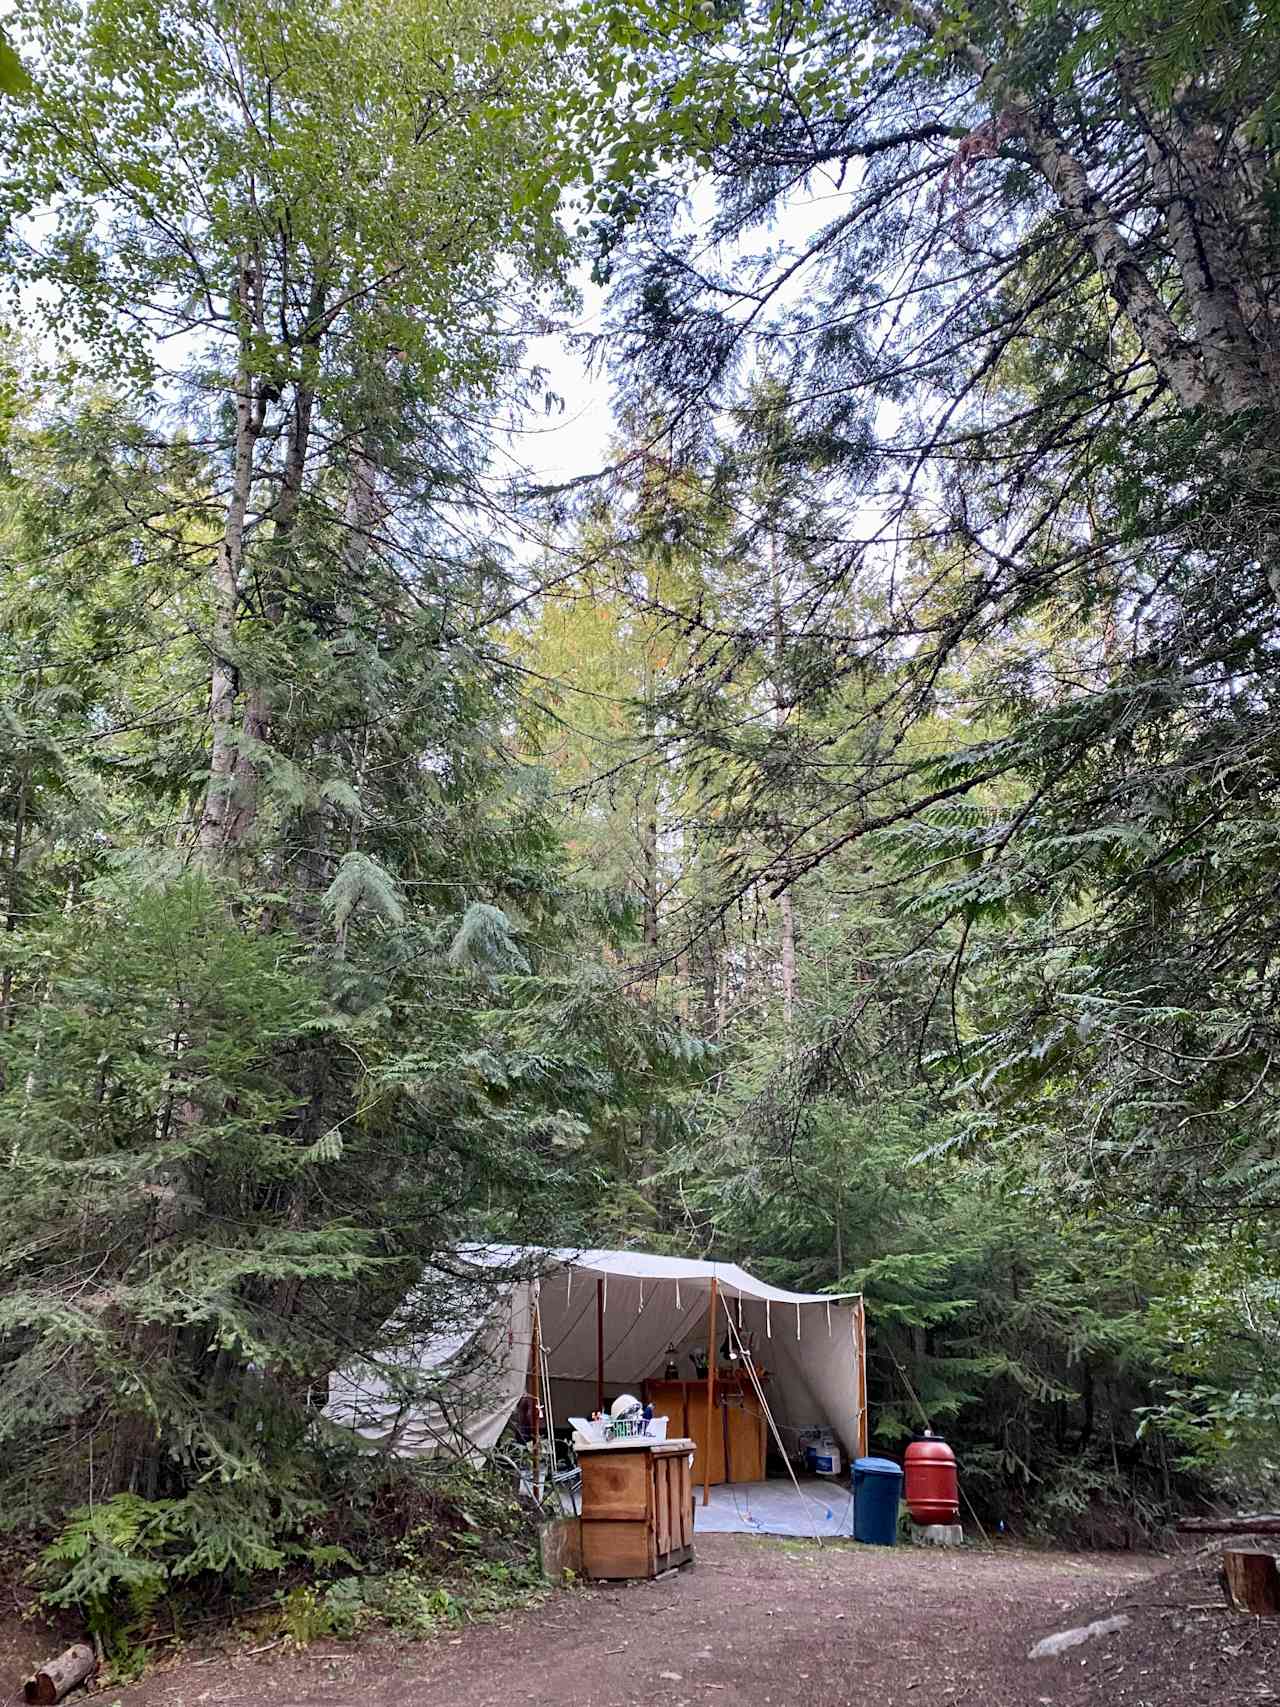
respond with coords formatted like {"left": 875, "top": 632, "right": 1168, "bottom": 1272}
{"left": 33, "top": 1456, "right": 549, "bottom": 1678}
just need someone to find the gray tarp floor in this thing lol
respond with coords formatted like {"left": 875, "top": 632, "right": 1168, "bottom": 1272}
{"left": 554, "top": 1470, "right": 854, "bottom": 1539}
{"left": 693, "top": 1476, "right": 853, "bottom": 1538}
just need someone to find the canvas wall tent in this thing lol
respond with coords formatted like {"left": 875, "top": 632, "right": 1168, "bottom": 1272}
{"left": 325, "top": 1246, "right": 868, "bottom": 1465}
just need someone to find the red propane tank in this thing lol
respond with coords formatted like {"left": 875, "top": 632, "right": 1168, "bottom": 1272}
{"left": 903, "top": 1433, "right": 960, "bottom": 1525}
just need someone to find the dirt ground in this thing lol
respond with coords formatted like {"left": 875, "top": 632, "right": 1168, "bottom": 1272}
{"left": 5, "top": 1536, "right": 1278, "bottom": 1707}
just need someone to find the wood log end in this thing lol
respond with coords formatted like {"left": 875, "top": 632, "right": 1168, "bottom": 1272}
{"left": 23, "top": 1642, "right": 96, "bottom": 1705}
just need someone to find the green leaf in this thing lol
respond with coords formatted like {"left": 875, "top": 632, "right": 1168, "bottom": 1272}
{"left": 305, "top": 1128, "right": 344, "bottom": 1165}
{"left": 0, "top": 34, "right": 31, "bottom": 97}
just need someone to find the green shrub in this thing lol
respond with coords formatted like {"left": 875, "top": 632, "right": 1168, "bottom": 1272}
{"left": 38, "top": 1487, "right": 353, "bottom": 1657}
{"left": 36, "top": 1460, "right": 547, "bottom": 1665}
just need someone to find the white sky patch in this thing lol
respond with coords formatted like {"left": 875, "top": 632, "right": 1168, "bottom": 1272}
{"left": 507, "top": 178, "right": 869, "bottom": 490}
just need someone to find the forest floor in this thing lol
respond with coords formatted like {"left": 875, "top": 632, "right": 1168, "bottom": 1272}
{"left": 4, "top": 1535, "right": 1277, "bottom": 1707}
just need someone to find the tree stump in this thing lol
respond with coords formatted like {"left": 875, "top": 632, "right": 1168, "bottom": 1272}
{"left": 1222, "top": 1549, "right": 1280, "bottom": 1615}
{"left": 539, "top": 1515, "right": 584, "bottom": 1582}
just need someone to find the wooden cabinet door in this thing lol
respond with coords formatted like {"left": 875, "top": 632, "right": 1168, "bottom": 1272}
{"left": 653, "top": 1455, "right": 672, "bottom": 1556}
{"left": 582, "top": 1520, "right": 655, "bottom": 1580}
{"left": 676, "top": 1453, "right": 693, "bottom": 1547}
{"left": 580, "top": 1450, "right": 650, "bottom": 1522}
{"left": 685, "top": 1389, "right": 726, "bottom": 1485}
{"left": 724, "top": 1393, "right": 766, "bottom": 1483}
{"left": 644, "top": 1380, "right": 687, "bottom": 1438}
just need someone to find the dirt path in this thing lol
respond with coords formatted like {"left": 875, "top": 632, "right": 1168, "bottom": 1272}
{"left": 112, "top": 1537, "right": 1165, "bottom": 1707}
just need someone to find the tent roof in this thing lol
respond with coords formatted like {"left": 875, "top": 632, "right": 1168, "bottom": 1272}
{"left": 460, "top": 1244, "right": 859, "bottom": 1306}
{"left": 327, "top": 1244, "right": 867, "bottom": 1464}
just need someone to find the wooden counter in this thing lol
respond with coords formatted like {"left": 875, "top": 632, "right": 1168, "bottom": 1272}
{"left": 643, "top": 1375, "right": 767, "bottom": 1486}
{"left": 578, "top": 1437, "right": 696, "bottom": 1580}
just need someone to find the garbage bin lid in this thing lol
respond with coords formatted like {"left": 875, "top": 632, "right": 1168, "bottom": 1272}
{"left": 853, "top": 1456, "right": 903, "bottom": 1476}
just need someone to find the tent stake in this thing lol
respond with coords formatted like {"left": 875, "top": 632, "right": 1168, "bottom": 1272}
{"left": 595, "top": 1278, "right": 605, "bottom": 1416}
{"left": 703, "top": 1277, "right": 718, "bottom": 1508}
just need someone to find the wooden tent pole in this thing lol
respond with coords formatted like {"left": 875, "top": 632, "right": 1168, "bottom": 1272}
{"left": 595, "top": 1278, "right": 605, "bottom": 1415}
{"left": 530, "top": 1293, "right": 542, "bottom": 1500}
{"left": 853, "top": 1295, "right": 869, "bottom": 1460}
{"left": 703, "top": 1277, "right": 718, "bottom": 1507}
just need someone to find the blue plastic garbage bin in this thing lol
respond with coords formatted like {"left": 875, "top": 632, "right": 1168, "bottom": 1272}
{"left": 852, "top": 1455, "right": 903, "bottom": 1545}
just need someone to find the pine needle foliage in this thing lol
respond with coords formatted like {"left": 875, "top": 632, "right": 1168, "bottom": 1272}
{"left": 0, "top": 0, "right": 717, "bottom": 1592}
{"left": 0, "top": 880, "right": 361, "bottom": 1521}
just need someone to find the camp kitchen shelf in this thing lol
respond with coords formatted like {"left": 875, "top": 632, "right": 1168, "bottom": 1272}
{"left": 643, "top": 1374, "right": 767, "bottom": 1486}
{"left": 578, "top": 1436, "right": 697, "bottom": 1580}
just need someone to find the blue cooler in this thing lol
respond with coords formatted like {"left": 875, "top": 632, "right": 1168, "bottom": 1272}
{"left": 852, "top": 1455, "right": 903, "bottom": 1545}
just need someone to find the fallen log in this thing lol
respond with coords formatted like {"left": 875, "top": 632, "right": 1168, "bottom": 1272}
{"left": 1028, "top": 1615, "right": 1130, "bottom": 1660}
{"left": 1222, "top": 1550, "right": 1280, "bottom": 1616}
{"left": 1177, "top": 1516, "right": 1280, "bottom": 1535}
{"left": 23, "top": 1643, "right": 96, "bottom": 1704}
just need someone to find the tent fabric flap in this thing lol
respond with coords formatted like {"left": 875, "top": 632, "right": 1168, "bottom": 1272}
{"left": 325, "top": 1281, "right": 531, "bottom": 1459}
{"left": 463, "top": 1244, "right": 860, "bottom": 1306}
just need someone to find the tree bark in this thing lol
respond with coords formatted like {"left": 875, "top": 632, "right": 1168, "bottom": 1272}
{"left": 198, "top": 257, "right": 267, "bottom": 868}
{"left": 1221, "top": 1549, "right": 1280, "bottom": 1614}
{"left": 271, "top": 434, "right": 380, "bottom": 1349}
{"left": 778, "top": 885, "right": 797, "bottom": 1029}
{"left": 771, "top": 532, "right": 795, "bottom": 1031}
{"left": 340, "top": 439, "right": 380, "bottom": 587}
{"left": 638, "top": 642, "right": 660, "bottom": 993}
{"left": 24, "top": 1645, "right": 96, "bottom": 1704}
{"left": 898, "top": 2, "right": 1212, "bottom": 410}
{"left": 1178, "top": 1516, "right": 1280, "bottom": 1534}
{"left": 1130, "top": 84, "right": 1273, "bottom": 412}
{"left": 1010, "top": 104, "right": 1210, "bottom": 410}
{"left": 641, "top": 798, "right": 659, "bottom": 972}
{"left": 223, "top": 276, "right": 327, "bottom": 853}
{"left": 0, "top": 764, "right": 28, "bottom": 1039}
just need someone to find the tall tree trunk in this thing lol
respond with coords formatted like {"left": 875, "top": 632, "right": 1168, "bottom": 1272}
{"left": 778, "top": 886, "right": 796, "bottom": 1030}
{"left": 0, "top": 764, "right": 28, "bottom": 1043}
{"left": 641, "top": 797, "right": 659, "bottom": 970}
{"left": 771, "top": 531, "right": 796, "bottom": 1032}
{"left": 639, "top": 621, "right": 661, "bottom": 991}
{"left": 198, "top": 256, "right": 268, "bottom": 868}
{"left": 340, "top": 439, "right": 380, "bottom": 587}
{"left": 272, "top": 438, "right": 380, "bottom": 1355}
{"left": 1122, "top": 67, "right": 1276, "bottom": 411}
{"left": 900, "top": 0, "right": 1226, "bottom": 412}
{"left": 223, "top": 277, "right": 326, "bottom": 854}
{"left": 162, "top": 257, "right": 271, "bottom": 1494}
